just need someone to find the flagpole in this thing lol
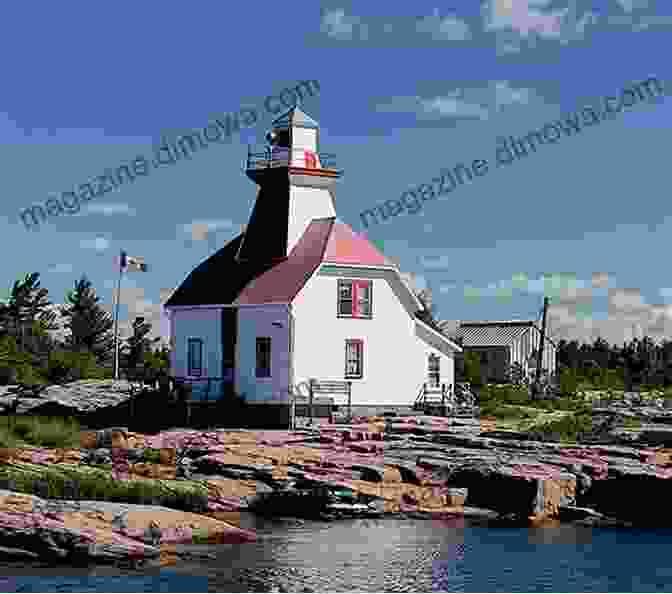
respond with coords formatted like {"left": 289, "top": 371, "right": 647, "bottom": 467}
{"left": 113, "top": 250, "right": 124, "bottom": 381}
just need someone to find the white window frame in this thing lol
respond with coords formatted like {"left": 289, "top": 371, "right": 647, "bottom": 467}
{"left": 337, "top": 279, "right": 373, "bottom": 319}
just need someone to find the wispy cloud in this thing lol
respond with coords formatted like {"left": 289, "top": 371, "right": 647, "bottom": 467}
{"left": 415, "top": 8, "right": 471, "bottom": 41}
{"left": 104, "top": 285, "right": 168, "bottom": 346}
{"left": 615, "top": 0, "right": 650, "bottom": 12}
{"left": 84, "top": 203, "right": 137, "bottom": 216}
{"left": 420, "top": 255, "right": 452, "bottom": 270}
{"left": 318, "top": 8, "right": 470, "bottom": 44}
{"left": 634, "top": 15, "right": 672, "bottom": 30}
{"left": 607, "top": 12, "right": 672, "bottom": 31}
{"left": 375, "top": 80, "right": 539, "bottom": 123}
{"left": 47, "top": 263, "right": 74, "bottom": 274}
{"left": 482, "top": 0, "right": 598, "bottom": 54}
{"left": 549, "top": 286, "right": 672, "bottom": 346}
{"left": 483, "top": 0, "right": 569, "bottom": 39}
{"left": 320, "top": 9, "right": 369, "bottom": 41}
{"left": 180, "top": 219, "right": 235, "bottom": 242}
{"left": 437, "top": 270, "right": 672, "bottom": 346}
{"left": 444, "top": 272, "right": 612, "bottom": 300}
{"left": 79, "top": 237, "right": 110, "bottom": 251}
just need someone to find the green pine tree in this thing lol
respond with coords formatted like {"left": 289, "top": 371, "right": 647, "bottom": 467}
{"left": 414, "top": 288, "right": 443, "bottom": 332}
{"left": 61, "top": 275, "right": 113, "bottom": 365}
{"left": 121, "top": 316, "right": 159, "bottom": 378}
{"left": 0, "top": 273, "right": 59, "bottom": 374}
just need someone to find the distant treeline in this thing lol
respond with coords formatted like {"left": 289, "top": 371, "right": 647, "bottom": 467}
{"left": 555, "top": 336, "right": 672, "bottom": 389}
{"left": 0, "top": 272, "right": 168, "bottom": 386}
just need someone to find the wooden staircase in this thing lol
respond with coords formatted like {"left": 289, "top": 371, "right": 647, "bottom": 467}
{"left": 413, "top": 383, "right": 451, "bottom": 416}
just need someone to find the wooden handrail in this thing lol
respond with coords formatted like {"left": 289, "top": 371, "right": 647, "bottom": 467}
{"left": 306, "top": 379, "right": 352, "bottom": 425}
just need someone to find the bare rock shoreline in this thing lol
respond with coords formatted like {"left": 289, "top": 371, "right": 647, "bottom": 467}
{"left": 2, "top": 380, "right": 672, "bottom": 566}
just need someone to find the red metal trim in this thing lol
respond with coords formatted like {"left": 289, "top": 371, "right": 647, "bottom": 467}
{"left": 288, "top": 166, "right": 341, "bottom": 177}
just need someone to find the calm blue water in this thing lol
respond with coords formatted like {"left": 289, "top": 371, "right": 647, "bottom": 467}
{"left": 2, "top": 515, "right": 672, "bottom": 592}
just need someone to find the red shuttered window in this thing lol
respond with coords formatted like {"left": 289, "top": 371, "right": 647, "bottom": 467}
{"left": 337, "top": 280, "right": 372, "bottom": 319}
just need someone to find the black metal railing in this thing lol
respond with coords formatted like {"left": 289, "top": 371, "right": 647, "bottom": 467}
{"left": 413, "top": 382, "right": 453, "bottom": 415}
{"left": 245, "top": 146, "right": 340, "bottom": 172}
{"left": 170, "top": 377, "right": 233, "bottom": 402}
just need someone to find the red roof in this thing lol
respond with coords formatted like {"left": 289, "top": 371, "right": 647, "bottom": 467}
{"left": 322, "top": 221, "right": 393, "bottom": 267}
{"left": 235, "top": 218, "right": 334, "bottom": 305}
{"left": 166, "top": 218, "right": 395, "bottom": 307}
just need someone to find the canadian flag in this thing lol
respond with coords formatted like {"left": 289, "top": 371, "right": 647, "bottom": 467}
{"left": 119, "top": 250, "right": 148, "bottom": 272}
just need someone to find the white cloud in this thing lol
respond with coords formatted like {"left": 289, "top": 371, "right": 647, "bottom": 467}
{"left": 376, "top": 81, "right": 538, "bottom": 122}
{"left": 591, "top": 272, "right": 611, "bottom": 289}
{"left": 109, "top": 286, "right": 166, "bottom": 345}
{"left": 420, "top": 255, "right": 452, "bottom": 270}
{"left": 483, "top": 0, "right": 568, "bottom": 39}
{"left": 492, "top": 80, "right": 534, "bottom": 110}
{"left": 547, "top": 287, "right": 672, "bottom": 347}
{"left": 483, "top": 0, "right": 598, "bottom": 52}
{"left": 47, "top": 263, "right": 74, "bottom": 274}
{"left": 180, "top": 219, "right": 235, "bottom": 241}
{"left": 633, "top": 15, "right": 672, "bottom": 30}
{"left": 608, "top": 287, "right": 648, "bottom": 314}
{"left": 320, "top": 9, "right": 369, "bottom": 41}
{"left": 420, "top": 96, "right": 490, "bottom": 120}
{"left": 615, "top": 0, "right": 650, "bottom": 12}
{"left": 79, "top": 237, "right": 110, "bottom": 251}
{"left": 416, "top": 9, "right": 471, "bottom": 41}
{"left": 436, "top": 269, "right": 670, "bottom": 346}
{"left": 462, "top": 272, "right": 595, "bottom": 300}
{"left": 85, "top": 203, "right": 137, "bottom": 216}
{"left": 320, "top": 8, "right": 470, "bottom": 44}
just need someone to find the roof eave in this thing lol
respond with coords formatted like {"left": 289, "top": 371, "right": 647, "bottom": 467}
{"left": 416, "top": 318, "right": 463, "bottom": 353}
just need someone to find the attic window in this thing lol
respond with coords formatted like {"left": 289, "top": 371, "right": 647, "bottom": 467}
{"left": 338, "top": 280, "right": 372, "bottom": 319}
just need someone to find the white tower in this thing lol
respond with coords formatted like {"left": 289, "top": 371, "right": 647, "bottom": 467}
{"left": 237, "top": 106, "right": 342, "bottom": 262}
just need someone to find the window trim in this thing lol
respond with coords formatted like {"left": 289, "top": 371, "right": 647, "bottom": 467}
{"left": 186, "top": 337, "right": 204, "bottom": 378}
{"left": 345, "top": 338, "right": 364, "bottom": 379}
{"left": 337, "top": 279, "right": 373, "bottom": 319}
{"left": 256, "top": 336, "right": 272, "bottom": 379}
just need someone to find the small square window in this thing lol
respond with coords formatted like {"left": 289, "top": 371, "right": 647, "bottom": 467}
{"left": 338, "top": 281, "right": 353, "bottom": 316}
{"left": 357, "top": 282, "right": 372, "bottom": 317}
{"left": 338, "top": 280, "right": 372, "bottom": 319}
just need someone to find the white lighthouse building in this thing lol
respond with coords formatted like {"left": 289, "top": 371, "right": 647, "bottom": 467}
{"left": 164, "top": 106, "right": 461, "bottom": 427}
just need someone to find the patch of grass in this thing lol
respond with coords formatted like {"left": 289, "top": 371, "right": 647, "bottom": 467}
{"left": 191, "top": 527, "right": 211, "bottom": 544}
{"left": 143, "top": 448, "right": 162, "bottom": 464}
{"left": 479, "top": 402, "right": 528, "bottom": 420}
{"left": 479, "top": 384, "right": 590, "bottom": 415}
{"left": 622, "top": 416, "right": 643, "bottom": 429}
{"left": 0, "top": 415, "right": 80, "bottom": 448}
{"left": 526, "top": 411, "right": 593, "bottom": 443}
{"left": 0, "top": 464, "right": 209, "bottom": 512}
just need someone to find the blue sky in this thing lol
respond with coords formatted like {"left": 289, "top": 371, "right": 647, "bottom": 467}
{"left": 1, "top": 0, "right": 671, "bottom": 348}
